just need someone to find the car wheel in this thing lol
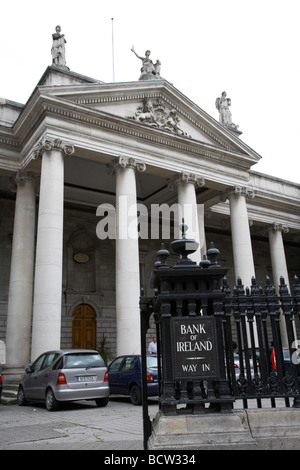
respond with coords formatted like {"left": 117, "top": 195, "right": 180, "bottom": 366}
{"left": 45, "top": 388, "right": 59, "bottom": 411}
{"left": 17, "top": 386, "right": 28, "bottom": 406}
{"left": 130, "top": 384, "right": 142, "bottom": 405}
{"left": 95, "top": 397, "right": 109, "bottom": 407}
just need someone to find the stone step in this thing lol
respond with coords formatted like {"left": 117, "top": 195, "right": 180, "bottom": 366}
{"left": 3, "top": 387, "right": 18, "bottom": 396}
{"left": 3, "top": 383, "right": 19, "bottom": 391}
{"left": 1, "top": 382, "right": 19, "bottom": 405}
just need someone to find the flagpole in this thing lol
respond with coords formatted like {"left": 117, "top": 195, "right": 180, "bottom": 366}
{"left": 111, "top": 18, "right": 115, "bottom": 82}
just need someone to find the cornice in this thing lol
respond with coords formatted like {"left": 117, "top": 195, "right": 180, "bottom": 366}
{"left": 247, "top": 187, "right": 300, "bottom": 214}
{"left": 0, "top": 134, "right": 19, "bottom": 150}
{"left": 0, "top": 126, "right": 20, "bottom": 149}
{"left": 211, "top": 201, "right": 300, "bottom": 231}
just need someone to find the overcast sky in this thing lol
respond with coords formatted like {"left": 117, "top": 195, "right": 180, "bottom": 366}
{"left": 1, "top": 0, "right": 299, "bottom": 184}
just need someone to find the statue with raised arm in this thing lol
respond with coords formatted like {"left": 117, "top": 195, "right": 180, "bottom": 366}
{"left": 131, "top": 46, "right": 161, "bottom": 80}
{"left": 51, "top": 25, "right": 67, "bottom": 67}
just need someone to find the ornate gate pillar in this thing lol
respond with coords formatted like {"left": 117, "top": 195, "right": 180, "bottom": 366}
{"left": 141, "top": 223, "right": 233, "bottom": 422}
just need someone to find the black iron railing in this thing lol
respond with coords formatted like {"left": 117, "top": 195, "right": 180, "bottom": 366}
{"left": 140, "top": 233, "right": 300, "bottom": 449}
{"left": 221, "top": 275, "right": 300, "bottom": 409}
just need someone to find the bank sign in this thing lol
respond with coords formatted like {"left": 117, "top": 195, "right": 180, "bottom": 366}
{"left": 170, "top": 317, "right": 219, "bottom": 380}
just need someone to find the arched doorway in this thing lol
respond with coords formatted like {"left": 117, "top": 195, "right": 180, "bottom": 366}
{"left": 72, "top": 304, "right": 96, "bottom": 350}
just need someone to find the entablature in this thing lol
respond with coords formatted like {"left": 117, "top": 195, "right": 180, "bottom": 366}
{"left": 36, "top": 79, "right": 261, "bottom": 159}
{"left": 12, "top": 91, "right": 258, "bottom": 186}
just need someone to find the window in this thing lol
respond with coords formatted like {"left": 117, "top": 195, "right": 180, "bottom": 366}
{"left": 109, "top": 356, "right": 124, "bottom": 372}
{"left": 43, "top": 353, "right": 59, "bottom": 369}
{"left": 63, "top": 353, "right": 105, "bottom": 369}
{"left": 53, "top": 357, "right": 63, "bottom": 370}
{"left": 121, "top": 357, "right": 135, "bottom": 372}
{"left": 32, "top": 354, "right": 47, "bottom": 372}
{"left": 146, "top": 355, "right": 158, "bottom": 370}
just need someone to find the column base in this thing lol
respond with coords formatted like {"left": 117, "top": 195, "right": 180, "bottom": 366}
{"left": 2, "top": 365, "right": 25, "bottom": 384}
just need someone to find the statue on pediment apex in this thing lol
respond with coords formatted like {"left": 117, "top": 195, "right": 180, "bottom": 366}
{"left": 131, "top": 46, "right": 162, "bottom": 80}
{"left": 51, "top": 25, "right": 68, "bottom": 68}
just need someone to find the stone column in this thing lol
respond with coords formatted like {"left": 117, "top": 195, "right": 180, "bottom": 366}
{"left": 268, "top": 222, "right": 290, "bottom": 346}
{"left": 268, "top": 223, "right": 290, "bottom": 290}
{"left": 197, "top": 204, "right": 207, "bottom": 260}
{"left": 111, "top": 156, "right": 146, "bottom": 356}
{"left": 224, "top": 186, "right": 256, "bottom": 286}
{"left": 5, "top": 171, "right": 36, "bottom": 373}
{"left": 224, "top": 186, "right": 257, "bottom": 344}
{"left": 169, "top": 172, "right": 205, "bottom": 263}
{"left": 31, "top": 138, "right": 74, "bottom": 361}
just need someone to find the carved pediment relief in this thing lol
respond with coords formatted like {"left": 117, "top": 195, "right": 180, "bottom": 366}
{"left": 127, "top": 98, "right": 191, "bottom": 138}
{"left": 65, "top": 92, "right": 243, "bottom": 150}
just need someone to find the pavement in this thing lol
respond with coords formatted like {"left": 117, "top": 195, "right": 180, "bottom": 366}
{"left": 0, "top": 396, "right": 290, "bottom": 453}
{"left": 0, "top": 397, "right": 159, "bottom": 451}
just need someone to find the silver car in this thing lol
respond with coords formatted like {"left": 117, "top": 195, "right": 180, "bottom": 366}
{"left": 233, "top": 351, "right": 260, "bottom": 380}
{"left": 17, "top": 349, "right": 109, "bottom": 411}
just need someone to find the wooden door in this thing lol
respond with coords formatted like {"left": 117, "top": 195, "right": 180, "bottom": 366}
{"left": 72, "top": 304, "right": 96, "bottom": 350}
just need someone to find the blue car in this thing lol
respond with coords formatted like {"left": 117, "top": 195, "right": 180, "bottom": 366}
{"left": 108, "top": 355, "right": 158, "bottom": 405}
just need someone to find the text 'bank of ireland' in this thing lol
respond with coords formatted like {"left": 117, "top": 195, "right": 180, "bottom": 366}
{"left": 171, "top": 317, "right": 219, "bottom": 380}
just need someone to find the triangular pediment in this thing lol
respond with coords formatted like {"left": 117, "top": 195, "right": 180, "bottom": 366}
{"left": 38, "top": 73, "right": 261, "bottom": 163}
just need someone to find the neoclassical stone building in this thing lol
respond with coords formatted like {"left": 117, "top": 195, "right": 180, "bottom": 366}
{"left": 0, "top": 39, "right": 299, "bottom": 380}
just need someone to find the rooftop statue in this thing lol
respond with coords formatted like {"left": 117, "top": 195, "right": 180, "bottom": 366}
{"left": 215, "top": 91, "right": 240, "bottom": 132}
{"left": 51, "top": 25, "right": 68, "bottom": 68}
{"left": 131, "top": 46, "right": 162, "bottom": 80}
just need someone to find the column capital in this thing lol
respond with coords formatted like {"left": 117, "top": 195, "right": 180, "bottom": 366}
{"left": 107, "top": 156, "right": 146, "bottom": 175}
{"left": 221, "top": 185, "right": 255, "bottom": 202}
{"left": 10, "top": 170, "right": 37, "bottom": 190}
{"left": 32, "top": 137, "right": 75, "bottom": 160}
{"left": 268, "top": 222, "right": 289, "bottom": 234}
{"left": 167, "top": 172, "right": 205, "bottom": 190}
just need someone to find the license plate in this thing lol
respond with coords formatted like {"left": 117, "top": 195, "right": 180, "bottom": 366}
{"left": 77, "top": 376, "right": 97, "bottom": 382}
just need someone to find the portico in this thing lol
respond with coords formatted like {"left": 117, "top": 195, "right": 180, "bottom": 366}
{"left": 0, "top": 63, "right": 299, "bottom": 375}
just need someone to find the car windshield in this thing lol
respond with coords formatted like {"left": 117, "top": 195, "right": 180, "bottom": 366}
{"left": 147, "top": 355, "right": 158, "bottom": 370}
{"left": 64, "top": 353, "right": 105, "bottom": 369}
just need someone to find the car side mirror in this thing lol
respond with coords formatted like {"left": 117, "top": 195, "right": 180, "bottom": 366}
{"left": 25, "top": 366, "right": 32, "bottom": 373}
